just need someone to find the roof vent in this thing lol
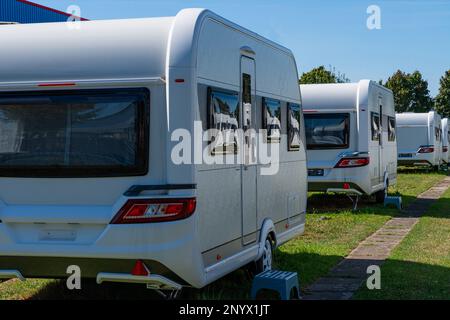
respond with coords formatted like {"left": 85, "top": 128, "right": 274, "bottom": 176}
{"left": 240, "top": 46, "right": 255, "bottom": 56}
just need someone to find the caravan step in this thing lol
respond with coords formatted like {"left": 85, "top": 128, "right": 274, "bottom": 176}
{"left": 251, "top": 270, "right": 300, "bottom": 300}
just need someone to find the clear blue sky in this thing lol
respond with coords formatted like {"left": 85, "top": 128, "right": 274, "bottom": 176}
{"left": 34, "top": 0, "right": 450, "bottom": 96}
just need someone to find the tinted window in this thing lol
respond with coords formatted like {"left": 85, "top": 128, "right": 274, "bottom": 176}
{"left": 435, "top": 127, "right": 441, "bottom": 141}
{"left": 263, "top": 98, "right": 281, "bottom": 143}
{"left": 287, "top": 103, "right": 301, "bottom": 151}
{"left": 388, "top": 117, "right": 396, "bottom": 142}
{"left": 304, "top": 113, "right": 350, "bottom": 150}
{"left": 208, "top": 88, "right": 239, "bottom": 155}
{"left": 0, "top": 89, "right": 149, "bottom": 177}
{"left": 242, "top": 74, "right": 252, "bottom": 129}
{"left": 371, "top": 112, "right": 380, "bottom": 141}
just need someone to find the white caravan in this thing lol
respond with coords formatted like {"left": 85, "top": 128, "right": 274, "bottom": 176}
{"left": 397, "top": 112, "right": 442, "bottom": 169}
{"left": 442, "top": 118, "right": 449, "bottom": 165}
{"left": 301, "top": 80, "right": 397, "bottom": 202}
{"left": 0, "top": 9, "right": 307, "bottom": 291}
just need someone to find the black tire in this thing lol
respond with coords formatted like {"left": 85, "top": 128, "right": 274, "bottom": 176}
{"left": 254, "top": 238, "right": 274, "bottom": 275}
{"left": 375, "top": 180, "right": 389, "bottom": 204}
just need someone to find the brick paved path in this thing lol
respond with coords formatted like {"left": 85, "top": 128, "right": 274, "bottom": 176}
{"left": 303, "top": 177, "right": 450, "bottom": 300}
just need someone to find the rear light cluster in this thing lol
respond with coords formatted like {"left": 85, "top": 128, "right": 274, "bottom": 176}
{"left": 443, "top": 146, "right": 449, "bottom": 153}
{"left": 111, "top": 198, "right": 196, "bottom": 224}
{"left": 418, "top": 146, "right": 434, "bottom": 153}
{"left": 335, "top": 157, "right": 370, "bottom": 168}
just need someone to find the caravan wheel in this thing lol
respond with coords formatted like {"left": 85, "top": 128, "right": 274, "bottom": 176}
{"left": 255, "top": 238, "right": 273, "bottom": 274}
{"left": 375, "top": 180, "right": 389, "bottom": 203}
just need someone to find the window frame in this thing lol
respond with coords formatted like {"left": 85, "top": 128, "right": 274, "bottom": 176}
{"left": 262, "top": 97, "right": 282, "bottom": 144}
{"left": 388, "top": 116, "right": 396, "bottom": 142}
{"left": 371, "top": 112, "right": 380, "bottom": 142}
{"left": 287, "top": 103, "right": 301, "bottom": 151}
{"left": 207, "top": 87, "right": 240, "bottom": 155}
{"left": 304, "top": 112, "right": 350, "bottom": 150}
{"left": 0, "top": 88, "right": 150, "bottom": 178}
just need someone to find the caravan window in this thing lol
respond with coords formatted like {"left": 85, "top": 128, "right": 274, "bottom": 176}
{"left": 371, "top": 112, "right": 380, "bottom": 141}
{"left": 287, "top": 103, "right": 301, "bottom": 151}
{"left": 207, "top": 88, "right": 239, "bottom": 155}
{"left": 388, "top": 117, "right": 396, "bottom": 142}
{"left": 304, "top": 113, "right": 349, "bottom": 150}
{"left": 435, "top": 127, "right": 441, "bottom": 142}
{"left": 0, "top": 88, "right": 149, "bottom": 177}
{"left": 262, "top": 98, "right": 281, "bottom": 143}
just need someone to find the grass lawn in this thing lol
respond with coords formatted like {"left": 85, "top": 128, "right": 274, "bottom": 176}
{"left": 0, "top": 170, "right": 447, "bottom": 300}
{"left": 354, "top": 187, "right": 450, "bottom": 300}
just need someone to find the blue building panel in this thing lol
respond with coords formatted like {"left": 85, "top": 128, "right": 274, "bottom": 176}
{"left": 0, "top": 0, "right": 87, "bottom": 24}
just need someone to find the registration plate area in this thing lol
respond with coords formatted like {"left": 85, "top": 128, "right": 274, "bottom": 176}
{"left": 308, "top": 169, "right": 324, "bottom": 177}
{"left": 5, "top": 223, "right": 104, "bottom": 244}
{"left": 399, "top": 153, "right": 413, "bottom": 158}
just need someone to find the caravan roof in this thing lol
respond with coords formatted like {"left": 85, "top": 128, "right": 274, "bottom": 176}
{"left": 301, "top": 80, "right": 392, "bottom": 111}
{"left": 0, "top": 8, "right": 294, "bottom": 86}
{"left": 396, "top": 111, "right": 439, "bottom": 127}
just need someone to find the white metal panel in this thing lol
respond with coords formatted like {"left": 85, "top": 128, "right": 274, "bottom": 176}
{"left": 0, "top": 17, "right": 173, "bottom": 83}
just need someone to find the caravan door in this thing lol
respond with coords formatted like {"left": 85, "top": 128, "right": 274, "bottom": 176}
{"left": 240, "top": 55, "right": 257, "bottom": 245}
{"left": 378, "top": 100, "right": 384, "bottom": 184}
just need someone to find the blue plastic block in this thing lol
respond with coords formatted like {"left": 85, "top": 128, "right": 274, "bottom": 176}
{"left": 251, "top": 270, "right": 300, "bottom": 300}
{"left": 384, "top": 196, "right": 402, "bottom": 210}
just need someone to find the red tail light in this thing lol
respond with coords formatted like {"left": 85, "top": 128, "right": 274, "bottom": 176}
{"left": 111, "top": 198, "right": 196, "bottom": 224}
{"left": 443, "top": 146, "right": 448, "bottom": 153}
{"left": 418, "top": 146, "right": 434, "bottom": 153}
{"left": 335, "top": 157, "right": 370, "bottom": 168}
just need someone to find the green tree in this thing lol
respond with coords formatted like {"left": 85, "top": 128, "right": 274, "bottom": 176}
{"left": 299, "top": 66, "right": 349, "bottom": 84}
{"left": 435, "top": 70, "right": 450, "bottom": 118}
{"left": 299, "top": 66, "right": 336, "bottom": 84}
{"left": 383, "top": 70, "right": 433, "bottom": 113}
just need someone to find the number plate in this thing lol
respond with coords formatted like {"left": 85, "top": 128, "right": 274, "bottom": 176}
{"left": 399, "top": 153, "right": 413, "bottom": 158}
{"left": 308, "top": 169, "right": 324, "bottom": 176}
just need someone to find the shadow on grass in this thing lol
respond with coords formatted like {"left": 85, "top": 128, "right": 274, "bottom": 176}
{"left": 397, "top": 167, "right": 448, "bottom": 175}
{"left": 354, "top": 258, "right": 450, "bottom": 300}
{"left": 23, "top": 252, "right": 341, "bottom": 300}
{"left": 307, "top": 193, "right": 408, "bottom": 215}
{"left": 23, "top": 252, "right": 450, "bottom": 300}
{"left": 27, "top": 280, "right": 162, "bottom": 300}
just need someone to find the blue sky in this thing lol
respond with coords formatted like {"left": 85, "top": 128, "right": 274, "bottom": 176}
{"left": 34, "top": 0, "right": 450, "bottom": 96}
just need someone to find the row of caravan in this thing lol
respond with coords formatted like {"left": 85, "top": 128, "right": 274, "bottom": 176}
{"left": 397, "top": 112, "right": 449, "bottom": 168}
{"left": 0, "top": 9, "right": 444, "bottom": 294}
{"left": 301, "top": 82, "right": 449, "bottom": 202}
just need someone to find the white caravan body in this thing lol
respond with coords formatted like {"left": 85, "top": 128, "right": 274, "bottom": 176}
{"left": 397, "top": 112, "right": 442, "bottom": 168}
{"left": 442, "top": 118, "right": 449, "bottom": 164}
{"left": 0, "top": 9, "right": 307, "bottom": 289}
{"left": 301, "top": 80, "right": 397, "bottom": 197}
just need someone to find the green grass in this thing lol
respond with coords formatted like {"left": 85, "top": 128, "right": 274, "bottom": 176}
{"left": 0, "top": 171, "right": 447, "bottom": 300}
{"left": 187, "top": 170, "right": 447, "bottom": 299}
{"left": 354, "top": 188, "right": 450, "bottom": 300}
{"left": 392, "top": 168, "right": 447, "bottom": 206}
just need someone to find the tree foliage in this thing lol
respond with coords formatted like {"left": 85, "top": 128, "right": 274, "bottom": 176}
{"left": 383, "top": 70, "right": 433, "bottom": 113}
{"left": 435, "top": 70, "right": 450, "bottom": 118}
{"left": 299, "top": 66, "right": 349, "bottom": 84}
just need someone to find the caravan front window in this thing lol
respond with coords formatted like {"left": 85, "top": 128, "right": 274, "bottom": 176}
{"left": 0, "top": 88, "right": 149, "bottom": 177}
{"left": 304, "top": 113, "right": 349, "bottom": 150}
